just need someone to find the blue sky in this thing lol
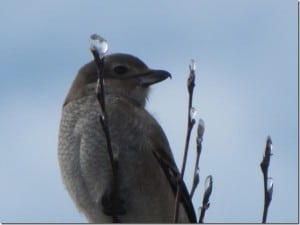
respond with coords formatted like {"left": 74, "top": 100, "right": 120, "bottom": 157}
{"left": 0, "top": 0, "right": 298, "bottom": 223}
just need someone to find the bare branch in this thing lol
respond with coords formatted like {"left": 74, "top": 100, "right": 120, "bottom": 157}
{"left": 90, "top": 34, "right": 120, "bottom": 223}
{"left": 199, "top": 175, "right": 213, "bottom": 223}
{"left": 260, "top": 135, "right": 274, "bottom": 223}
{"left": 174, "top": 59, "right": 196, "bottom": 223}
{"left": 190, "top": 118, "right": 205, "bottom": 198}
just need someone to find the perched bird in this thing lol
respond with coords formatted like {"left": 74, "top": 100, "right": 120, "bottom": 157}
{"left": 58, "top": 53, "right": 196, "bottom": 223}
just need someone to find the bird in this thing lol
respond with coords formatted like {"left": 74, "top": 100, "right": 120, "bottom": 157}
{"left": 58, "top": 53, "right": 196, "bottom": 223}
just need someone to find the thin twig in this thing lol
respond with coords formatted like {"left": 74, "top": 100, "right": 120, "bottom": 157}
{"left": 260, "top": 136, "right": 273, "bottom": 223}
{"left": 91, "top": 50, "right": 115, "bottom": 170}
{"left": 173, "top": 61, "right": 196, "bottom": 223}
{"left": 199, "top": 175, "right": 213, "bottom": 223}
{"left": 90, "top": 35, "right": 120, "bottom": 222}
{"left": 190, "top": 119, "right": 205, "bottom": 199}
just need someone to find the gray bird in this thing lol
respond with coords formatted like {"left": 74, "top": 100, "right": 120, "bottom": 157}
{"left": 58, "top": 53, "right": 196, "bottom": 223}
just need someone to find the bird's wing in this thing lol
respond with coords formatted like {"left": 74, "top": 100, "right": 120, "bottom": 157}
{"left": 150, "top": 125, "right": 197, "bottom": 223}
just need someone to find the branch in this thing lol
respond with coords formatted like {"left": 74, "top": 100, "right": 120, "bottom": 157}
{"left": 260, "top": 135, "right": 274, "bottom": 223}
{"left": 190, "top": 118, "right": 205, "bottom": 199}
{"left": 199, "top": 175, "right": 213, "bottom": 223}
{"left": 173, "top": 59, "right": 196, "bottom": 223}
{"left": 90, "top": 34, "right": 120, "bottom": 223}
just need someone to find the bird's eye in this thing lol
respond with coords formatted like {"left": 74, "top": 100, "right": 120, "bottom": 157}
{"left": 114, "top": 65, "right": 128, "bottom": 74}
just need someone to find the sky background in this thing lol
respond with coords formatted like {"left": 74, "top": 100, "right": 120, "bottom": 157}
{"left": 0, "top": 0, "right": 298, "bottom": 223}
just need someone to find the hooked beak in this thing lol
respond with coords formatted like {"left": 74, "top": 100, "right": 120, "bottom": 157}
{"left": 138, "top": 69, "right": 172, "bottom": 87}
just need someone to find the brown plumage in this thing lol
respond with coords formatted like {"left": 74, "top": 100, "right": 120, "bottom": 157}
{"left": 58, "top": 53, "right": 196, "bottom": 223}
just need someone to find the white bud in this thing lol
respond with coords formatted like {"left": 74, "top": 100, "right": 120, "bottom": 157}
{"left": 267, "top": 177, "right": 274, "bottom": 192}
{"left": 89, "top": 34, "right": 108, "bottom": 58}
{"left": 205, "top": 175, "right": 213, "bottom": 192}
{"left": 190, "top": 107, "right": 197, "bottom": 120}
{"left": 190, "top": 59, "right": 196, "bottom": 72}
{"left": 197, "top": 118, "right": 205, "bottom": 139}
{"left": 267, "top": 135, "right": 273, "bottom": 151}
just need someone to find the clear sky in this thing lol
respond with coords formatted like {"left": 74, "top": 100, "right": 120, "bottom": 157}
{"left": 0, "top": 0, "right": 298, "bottom": 223}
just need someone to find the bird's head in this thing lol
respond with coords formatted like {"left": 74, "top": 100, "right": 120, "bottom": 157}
{"left": 64, "top": 53, "right": 171, "bottom": 107}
